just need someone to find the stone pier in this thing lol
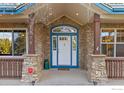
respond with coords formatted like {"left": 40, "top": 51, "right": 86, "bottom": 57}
{"left": 21, "top": 54, "right": 43, "bottom": 82}
{"left": 87, "top": 54, "right": 108, "bottom": 84}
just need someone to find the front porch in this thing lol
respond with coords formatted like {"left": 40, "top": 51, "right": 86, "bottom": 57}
{"left": 0, "top": 69, "right": 90, "bottom": 85}
{"left": 0, "top": 69, "right": 124, "bottom": 85}
{"left": 1, "top": 3, "right": 124, "bottom": 85}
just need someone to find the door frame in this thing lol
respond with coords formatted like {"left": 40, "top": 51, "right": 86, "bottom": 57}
{"left": 50, "top": 24, "right": 79, "bottom": 68}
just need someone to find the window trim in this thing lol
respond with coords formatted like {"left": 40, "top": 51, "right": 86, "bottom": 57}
{"left": 101, "top": 28, "right": 124, "bottom": 57}
{"left": 0, "top": 28, "right": 28, "bottom": 56}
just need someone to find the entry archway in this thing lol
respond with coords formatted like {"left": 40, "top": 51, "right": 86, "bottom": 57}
{"left": 50, "top": 25, "right": 79, "bottom": 68}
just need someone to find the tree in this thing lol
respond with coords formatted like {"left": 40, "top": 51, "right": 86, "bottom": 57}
{"left": 0, "top": 38, "right": 12, "bottom": 54}
{"left": 14, "top": 32, "right": 26, "bottom": 55}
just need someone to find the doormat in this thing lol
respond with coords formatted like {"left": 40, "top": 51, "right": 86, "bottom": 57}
{"left": 58, "top": 68, "right": 70, "bottom": 71}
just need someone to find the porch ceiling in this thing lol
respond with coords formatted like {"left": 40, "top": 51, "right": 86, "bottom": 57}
{"left": 1, "top": 3, "right": 124, "bottom": 24}
{"left": 0, "top": 3, "right": 94, "bottom": 25}
{"left": 26, "top": 3, "right": 124, "bottom": 24}
{"left": 83, "top": 3, "right": 124, "bottom": 23}
{"left": 32, "top": 3, "right": 94, "bottom": 25}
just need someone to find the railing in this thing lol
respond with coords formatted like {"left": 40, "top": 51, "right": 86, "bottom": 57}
{"left": 105, "top": 57, "right": 124, "bottom": 79}
{"left": 0, "top": 56, "right": 23, "bottom": 78}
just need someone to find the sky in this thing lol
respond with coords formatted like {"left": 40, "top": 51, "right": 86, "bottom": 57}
{"left": 0, "top": 32, "right": 12, "bottom": 41}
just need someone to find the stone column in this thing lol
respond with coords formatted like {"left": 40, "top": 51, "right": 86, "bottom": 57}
{"left": 28, "top": 13, "right": 35, "bottom": 54}
{"left": 21, "top": 54, "right": 43, "bottom": 83}
{"left": 21, "top": 13, "right": 43, "bottom": 83}
{"left": 87, "top": 54, "right": 108, "bottom": 84}
{"left": 94, "top": 13, "right": 100, "bottom": 54}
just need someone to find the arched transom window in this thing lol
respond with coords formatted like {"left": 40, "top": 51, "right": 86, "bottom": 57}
{"left": 52, "top": 26, "right": 77, "bottom": 33}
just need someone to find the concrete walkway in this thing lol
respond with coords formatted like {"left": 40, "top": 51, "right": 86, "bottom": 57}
{"left": 0, "top": 69, "right": 92, "bottom": 85}
{"left": 37, "top": 69, "right": 92, "bottom": 85}
{"left": 0, "top": 69, "right": 124, "bottom": 85}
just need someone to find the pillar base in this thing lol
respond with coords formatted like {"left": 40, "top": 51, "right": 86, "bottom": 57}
{"left": 21, "top": 54, "right": 43, "bottom": 83}
{"left": 87, "top": 54, "right": 108, "bottom": 84}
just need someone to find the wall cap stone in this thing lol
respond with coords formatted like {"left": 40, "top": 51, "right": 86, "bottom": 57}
{"left": 90, "top": 54, "right": 106, "bottom": 57}
{"left": 23, "top": 54, "right": 41, "bottom": 57}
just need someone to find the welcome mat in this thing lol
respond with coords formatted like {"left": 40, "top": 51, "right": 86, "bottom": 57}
{"left": 58, "top": 68, "right": 70, "bottom": 70}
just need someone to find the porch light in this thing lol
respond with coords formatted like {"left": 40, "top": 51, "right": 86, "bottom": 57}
{"left": 49, "top": 12, "right": 52, "bottom": 16}
{"left": 75, "top": 12, "right": 79, "bottom": 16}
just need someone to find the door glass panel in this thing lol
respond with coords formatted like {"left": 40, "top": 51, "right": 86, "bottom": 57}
{"left": 59, "top": 36, "right": 68, "bottom": 41}
{"left": 72, "top": 36, "right": 77, "bottom": 50}
{"left": 53, "top": 37, "right": 57, "bottom": 50}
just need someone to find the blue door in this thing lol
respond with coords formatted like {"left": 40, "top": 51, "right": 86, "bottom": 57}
{"left": 50, "top": 25, "right": 79, "bottom": 68}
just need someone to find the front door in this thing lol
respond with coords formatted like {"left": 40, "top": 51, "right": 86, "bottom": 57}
{"left": 58, "top": 36, "right": 71, "bottom": 66}
{"left": 50, "top": 25, "right": 78, "bottom": 68}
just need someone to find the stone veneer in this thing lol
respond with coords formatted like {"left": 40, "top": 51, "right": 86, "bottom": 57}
{"left": 49, "top": 16, "right": 86, "bottom": 69}
{"left": 21, "top": 54, "right": 43, "bottom": 82}
{"left": 2, "top": 21, "right": 123, "bottom": 71}
{"left": 81, "top": 23, "right": 94, "bottom": 70}
{"left": 0, "top": 19, "right": 124, "bottom": 82}
{"left": 34, "top": 22, "right": 124, "bottom": 70}
{"left": 34, "top": 16, "right": 94, "bottom": 70}
{"left": 88, "top": 54, "right": 108, "bottom": 83}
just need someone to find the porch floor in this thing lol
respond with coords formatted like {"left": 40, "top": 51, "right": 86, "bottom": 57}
{"left": 0, "top": 69, "right": 124, "bottom": 85}
{"left": 37, "top": 69, "right": 92, "bottom": 85}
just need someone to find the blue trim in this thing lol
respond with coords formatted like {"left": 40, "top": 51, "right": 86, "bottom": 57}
{"left": 113, "top": 8, "right": 124, "bottom": 12}
{"left": 77, "top": 31, "right": 79, "bottom": 67}
{"left": 52, "top": 33, "right": 77, "bottom": 36}
{"left": 50, "top": 25, "right": 79, "bottom": 68}
{"left": 95, "top": 3, "right": 113, "bottom": 14}
{"left": 95, "top": 3, "right": 124, "bottom": 14}
{"left": 51, "top": 66, "right": 79, "bottom": 68}
{"left": 50, "top": 31, "right": 52, "bottom": 67}
{"left": 70, "top": 36, "right": 72, "bottom": 66}
{"left": 15, "top": 3, "right": 33, "bottom": 14}
{"left": 0, "top": 3, "right": 34, "bottom": 14}
{"left": 57, "top": 35, "right": 59, "bottom": 66}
